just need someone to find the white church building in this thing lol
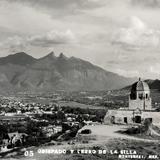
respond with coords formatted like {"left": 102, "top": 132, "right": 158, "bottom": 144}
{"left": 104, "top": 78, "right": 160, "bottom": 125}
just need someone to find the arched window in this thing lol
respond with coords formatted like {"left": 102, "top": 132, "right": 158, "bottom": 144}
{"left": 138, "top": 93, "right": 143, "bottom": 99}
{"left": 130, "top": 92, "right": 137, "bottom": 100}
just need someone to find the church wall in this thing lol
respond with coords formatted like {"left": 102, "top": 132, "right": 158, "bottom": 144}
{"left": 129, "top": 98, "right": 151, "bottom": 110}
{"left": 104, "top": 110, "right": 160, "bottom": 125}
{"left": 104, "top": 110, "right": 134, "bottom": 124}
{"left": 142, "top": 112, "right": 160, "bottom": 125}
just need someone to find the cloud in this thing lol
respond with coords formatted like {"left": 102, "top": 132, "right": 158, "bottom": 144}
{"left": 0, "top": 36, "right": 27, "bottom": 53}
{"left": 149, "top": 64, "right": 160, "bottom": 74}
{"left": 131, "top": 0, "right": 160, "bottom": 8}
{"left": 6, "top": 0, "right": 105, "bottom": 14}
{"left": 28, "top": 30, "right": 76, "bottom": 47}
{"left": 1, "top": 0, "right": 160, "bottom": 79}
{"left": 0, "top": 29, "right": 76, "bottom": 53}
{"left": 112, "top": 16, "right": 160, "bottom": 50}
{"left": 0, "top": 0, "right": 56, "bottom": 35}
{"left": 114, "top": 68, "right": 140, "bottom": 77}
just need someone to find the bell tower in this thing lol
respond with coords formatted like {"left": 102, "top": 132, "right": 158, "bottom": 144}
{"left": 129, "top": 78, "right": 152, "bottom": 111}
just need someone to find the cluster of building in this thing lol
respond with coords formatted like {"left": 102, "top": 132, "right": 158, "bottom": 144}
{"left": 0, "top": 96, "right": 103, "bottom": 153}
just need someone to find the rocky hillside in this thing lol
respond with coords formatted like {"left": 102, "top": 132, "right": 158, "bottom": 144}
{"left": 0, "top": 52, "right": 136, "bottom": 92}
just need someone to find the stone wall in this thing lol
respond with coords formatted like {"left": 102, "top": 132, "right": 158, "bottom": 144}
{"left": 129, "top": 98, "right": 152, "bottom": 110}
{"left": 142, "top": 112, "right": 160, "bottom": 125}
{"left": 104, "top": 109, "right": 160, "bottom": 125}
{"left": 104, "top": 110, "right": 134, "bottom": 124}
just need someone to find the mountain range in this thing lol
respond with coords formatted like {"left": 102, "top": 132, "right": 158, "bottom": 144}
{"left": 0, "top": 52, "right": 136, "bottom": 93}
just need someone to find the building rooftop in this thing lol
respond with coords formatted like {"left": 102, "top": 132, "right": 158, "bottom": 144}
{"left": 131, "top": 78, "right": 150, "bottom": 92}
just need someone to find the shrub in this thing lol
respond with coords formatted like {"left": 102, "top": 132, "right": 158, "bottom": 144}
{"left": 81, "top": 129, "right": 92, "bottom": 134}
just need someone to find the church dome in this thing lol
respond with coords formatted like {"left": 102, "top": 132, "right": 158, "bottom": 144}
{"left": 131, "top": 78, "right": 150, "bottom": 92}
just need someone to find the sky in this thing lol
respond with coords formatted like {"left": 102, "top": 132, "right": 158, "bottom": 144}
{"left": 1, "top": 0, "right": 160, "bottom": 79}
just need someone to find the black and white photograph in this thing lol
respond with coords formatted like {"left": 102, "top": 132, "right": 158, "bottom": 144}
{"left": 0, "top": 0, "right": 160, "bottom": 160}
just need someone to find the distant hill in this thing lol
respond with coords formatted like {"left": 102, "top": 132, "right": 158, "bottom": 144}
{"left": 122, "top": 79, "right": 160, "bottom": 91}
{"left": 0, "top": 52, "right": 36, "bottom": 65}
{"left": 145, "top": 79, "right": 160, "bottom": 90}
{"left": 0, "top": 52, "right": 136, "bottom": 93}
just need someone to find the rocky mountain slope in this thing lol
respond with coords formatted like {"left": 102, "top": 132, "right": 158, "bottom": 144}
{"left": 0, "top": 52, "right": 136, "bottom": 92}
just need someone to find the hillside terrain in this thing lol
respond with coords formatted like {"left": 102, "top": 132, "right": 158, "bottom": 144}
{"left": 0, "top": 52, "right": 136, "bottom": 93}
{"left": 123, "top": 79, "right": 160, "bottom": 91}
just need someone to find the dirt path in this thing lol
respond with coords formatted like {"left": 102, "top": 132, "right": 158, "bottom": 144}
{"left": 149, "top": 126, "right": 160, "bottom": 136}
{"left": 78, "top": 124, "right": 159, "bottom": 143}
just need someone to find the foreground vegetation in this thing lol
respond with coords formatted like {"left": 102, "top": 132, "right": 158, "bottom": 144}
{"left": 17, "top": 138, "right": 160, "bottom": 160}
